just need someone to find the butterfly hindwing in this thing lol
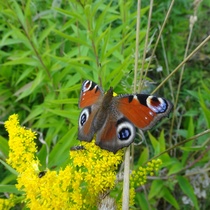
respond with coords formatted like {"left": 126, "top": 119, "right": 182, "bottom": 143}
{"left": 95, "top": 112, "right": 136, "bottom": 153}
{"left": 78, "top": 107, "right": 93, "bottom": 141}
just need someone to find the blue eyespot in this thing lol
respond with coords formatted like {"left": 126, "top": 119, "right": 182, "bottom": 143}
{"left": 118, "top": 127, "right": 131, "bottom": 140}
{"left": 79, "top": 109, "right": 90, "bottom": 127}
{"left": 80, "top": 113, "right": 87, "bottom": 126}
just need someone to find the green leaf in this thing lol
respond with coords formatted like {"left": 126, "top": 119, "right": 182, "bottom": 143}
{"left": 136, "top": 193, "right": 151, "bottom": 210}
{"left": 168, "top": 159, "right": 183, "bottom": 175}
{"left": 158, "top": 130, "right": 166, "bottom": 152}
{"left": 60, "top": 84, "right": 81, "bottom": 92}
{"left": 187, "top": 117, "right": 194, "bottom": 138}
{"left": 137, "top": 147, "right": 149, "bottom": 166}
{"left": 198, "top": 90, "right": 210, "bottom": 128}
{"left": 0, "top": 160, "right": 18, "bottom": 176}
{"left": 0, "top": 136, "right": 9, "bottom": 158}
{"left": 47, "top": 109, "right": 79, "bottom": 123}
{"left": 93, "top": 3, "right": 114, "bottom": 39}
{"left": 15, "top": 71, "right": 44, "bottom": 101}
{"left": 106, "top": 56, "right": 133, "bottom": 85}
{"left": 104, "top": 32, "right": 131, "bottom": 58}
{"left": 15, "top": 67, "right": 34, "bottom": 85}
{"left": 55, "top": 7, "right": 86, "bottom": 28}
{"left": 0, "top": 185, "right": 20, "bottom": 194}
{"left": 48, "top": 126, "right": 77, "bottom": 168}
{"left": 177, "top": 176, "right": 199, "bottom": 210}
{"left": 53, "top": 29, "right": 90, "bottom": 47}
{"left": 148, "top": 132, "right": 160, "bottom": 155}
{"left": 46, "top": 98, "right": 78, "bottom": 105}
{"left": 3, "top": 57, "right": 39, "bottom": 67}
{"left": 0, "top": 173, "right": 17, "bottom": 185}
{"left": 148, "top": 180, "right": 164, "bottom": 199}
{"left": 22, "top": 106, "right": 44, "bottom": 124}
{"left": 38, "top": 24, "right": 56, "bottom": 45}
{"left": 10, "top": 0, "right": 26, "bottom": 29}
{"left": 161, "top": 187, "right": 180, "bottom": 209}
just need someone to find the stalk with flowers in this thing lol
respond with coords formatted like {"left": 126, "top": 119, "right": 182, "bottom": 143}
{"left": 1, "top": 114, "right": 162, "bottom": 209}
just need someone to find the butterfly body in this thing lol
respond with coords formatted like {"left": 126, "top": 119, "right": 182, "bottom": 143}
{"left": 92, "top": 88, "right": 114, "bottom": 131}
{"left": 78, "top": 80, "right": 173, "bottom": 153}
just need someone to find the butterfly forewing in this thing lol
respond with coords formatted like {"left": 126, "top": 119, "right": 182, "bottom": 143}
{"left": 79, "top": 80, "right": 103, "bottom": 108}
{"left": 116, "top": 94, "right": 173, "bottom": 130}
{"left": 78, "top": 80, "right": 104, "bottom": 141}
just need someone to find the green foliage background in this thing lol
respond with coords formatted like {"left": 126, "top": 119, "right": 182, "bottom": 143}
{"left": 0, "top": 0, "right": 210, "bottom": 209}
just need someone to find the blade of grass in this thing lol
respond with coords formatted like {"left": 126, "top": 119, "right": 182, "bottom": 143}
{"left": 142, "top": 0, "right": 175, "bottom": 87}
{"left": 169, "top": 1, "right": 203, "bottom": 148}
{"left": 151, "top": 35, "right": 210, "bottom": 94}
{"left": 138, "top": 0, "right": 153, "bottom": 92}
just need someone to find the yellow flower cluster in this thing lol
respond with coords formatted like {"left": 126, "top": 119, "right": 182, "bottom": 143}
{"left": 130, "top": 159, "right": 162, "bottom": 188}
{"left": 124, "top": 159, "right": 163, "bottom": 208}
{"left": 146, "top": 159, "right": 162, "bottom": 176}
{"left": 115, "top": 159, "right": 162, "bottom": 209}
{"left": 0, "top": 194, "right": 14, "bottom": 210}
{"left": 70, "top": 140, "right": 124, "bottom": 206}
{"left": 4, "top": 114, "right": 124, "bottom": 209}
{"left": 4, "top": 114, "right": 163, "bottom": 209}
{"left": 5, "top": 114, "right": 38, "bottom": 173}
{"left": 16, "top": 166, "right": 84, "bottom": 209}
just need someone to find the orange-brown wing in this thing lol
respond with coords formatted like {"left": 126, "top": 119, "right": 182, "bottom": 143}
{"left": 116, "top": 94, "right": 173, "bottom": 130}
{"left": 95, "top": 114, "right": 136, "bottom": 153}
{"left": 78, "top": 80, "right": 104, "bottom": 141}
{"left": 79, "top": 80, "right": 103, "bottom": 108}
{"left": 78, "top": 106, "right": 99, "bottom": 142}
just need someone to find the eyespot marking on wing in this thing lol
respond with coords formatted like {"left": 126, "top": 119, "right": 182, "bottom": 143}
{"left": 146, "top": 96, "right": 168, "bottom": 113}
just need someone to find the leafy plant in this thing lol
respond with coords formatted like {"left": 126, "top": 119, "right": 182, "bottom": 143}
{"left": 0, "top": 0, "right": 210, "bottom": 209}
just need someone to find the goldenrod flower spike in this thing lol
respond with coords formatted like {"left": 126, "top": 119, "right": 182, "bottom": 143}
{"left": 4, "top": 114, "right": 125, "bottom": 209}
{"left": 5, "top": 114, "right": 38, "bottom": 173}
{"left": 4, "top": 114, "right": 162, "bottom": 209}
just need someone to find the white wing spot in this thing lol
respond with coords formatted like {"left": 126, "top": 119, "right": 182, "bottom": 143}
{"left": 133, "top": 95, "right": 138, "bottom": 99}
{"left": 83, "top": 80, "right": 92, "bottom": 92}
{"left": 149, "top": 111, "right": 153, "bottom": 116}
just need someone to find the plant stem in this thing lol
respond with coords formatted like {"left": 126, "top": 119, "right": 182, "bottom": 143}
{"left": 138, "top": 0, "right": 153, "bottom": 92}
{"left": 151, "top": 35, "right": 210, "bottom": 94}
{"left": 143, "top": 0, "right": 175, "bottom": 84}
{"left": 122, "top": 0, "right": 142, "bottom": 209}
{"left": 122, "top": 147, "right": 130, "bottom": 210}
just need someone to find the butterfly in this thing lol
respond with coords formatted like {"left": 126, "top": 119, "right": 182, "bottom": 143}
{"left": 78, "top": 80, "right": 173, "bottom": 153}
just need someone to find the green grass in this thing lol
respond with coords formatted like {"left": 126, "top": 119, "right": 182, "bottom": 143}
{"left": 0, "top": 0, "right": 210, "bottom": 209}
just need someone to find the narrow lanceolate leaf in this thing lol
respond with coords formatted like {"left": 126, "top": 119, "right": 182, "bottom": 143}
{"left": 177, "top": 176, "right": 199, "bottom": 210}
{"left": 0, "top": 185, "right": 20, "bottom": 194}
{"left": 0, "top": 160, "right": 18, "bottom": 176}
